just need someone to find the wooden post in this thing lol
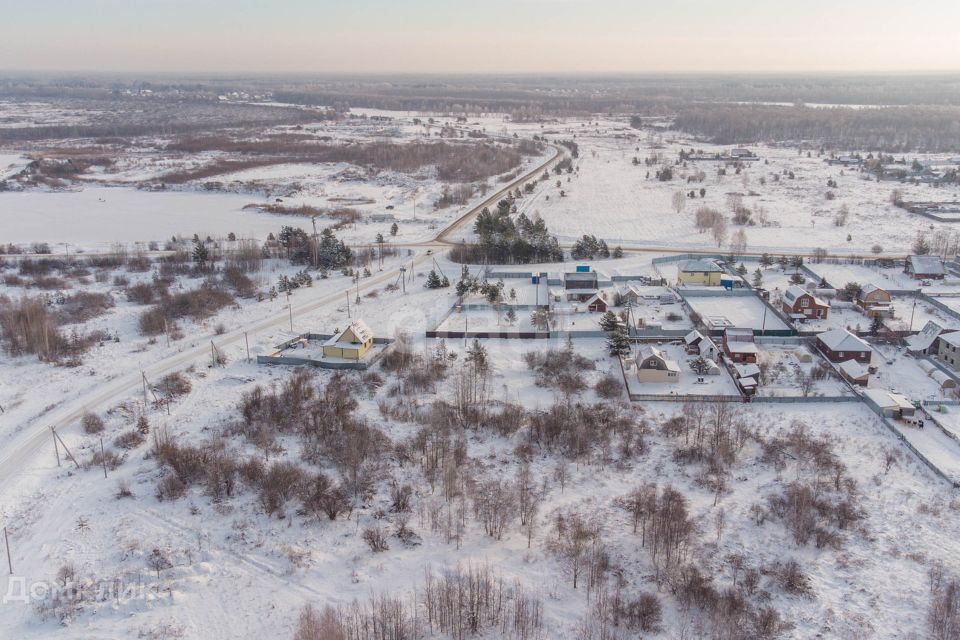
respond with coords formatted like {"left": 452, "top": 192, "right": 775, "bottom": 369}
{"left": 3, "top": 527, "right": 11, "bottom": 575}
{"left": 51, "top": 426, "right": 60, "bottom": 467}
{"left": 99, "top": 438, "right": 108, "bottom": 479}
{"left": 142, "top": 371, "right": 149, "bottom": 412}
{"left": 53, "top": 430, "right": 79, "bottom": 469}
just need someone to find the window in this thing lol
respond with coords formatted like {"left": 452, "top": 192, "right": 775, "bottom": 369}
{"left": 801, "top": 298, "right": 809, "bottom": 307}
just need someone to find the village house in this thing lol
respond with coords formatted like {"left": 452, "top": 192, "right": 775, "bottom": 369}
{"left": 584, "top": 294, "right": 607, "bottom": 313}
{"left": 677, "top": 259, "right": 724, "bottom": 286}
{"left": 564, "top": 271, "right": 599, "bottom": 302}
{"left": 936, "top": 331, "right": 960, "bottom": 371}
{"left": 905, "top": 321, "right": 950, "bottom": 355}
{"left": 722, "top": 327, "right": 758, "bottom": 364}
{"left": 905, "top": 255, "right": 945, "bottom": 280}
{"left": 781, "top": 285, "right": 829, "bottom": 321}
{"left": 635, "top": 345, "right": 681, "bottom": 383}
{"left": 857, "top": 283, "right": 892, "bottom": 316}
{"left": 816, "top": 327, "right": 873, "bottom": 364}
{"left": 322, "top": 319, "right": 374, "bottom": 361}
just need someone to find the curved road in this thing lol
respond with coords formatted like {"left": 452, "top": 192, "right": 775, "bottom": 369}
{"left": 0, "top": 144, "right": 567, "bottom": 488}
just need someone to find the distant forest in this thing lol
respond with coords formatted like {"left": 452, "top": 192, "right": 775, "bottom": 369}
{"left": 672, "top": 104, "right": 960, "bottom": 152}
{"left": 3, "top": 73, "right": 960, "bottom": 151}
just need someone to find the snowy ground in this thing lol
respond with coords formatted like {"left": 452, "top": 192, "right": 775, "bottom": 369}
{"left": 624, "top": 342, "right": 741, "bottom": 396}
{"left": 756, "top": 345, "right": 852, "bottom": 397}
{"left": 683, "top": 293, "right": 790, "bottom": 332}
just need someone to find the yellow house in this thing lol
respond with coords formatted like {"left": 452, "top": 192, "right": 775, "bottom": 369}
{"left": 322, "top": 319, "right": 374, "bottom": 361}
{"left": 677, "top": 259, "right": 724, "bottom": 286}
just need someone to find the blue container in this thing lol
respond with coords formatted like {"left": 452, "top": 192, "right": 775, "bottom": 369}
{"left": 531, "top": 276, "right": 540, "bottom": 284}
{"left": 575, "top": 265, "right": 590, "bottom": 273}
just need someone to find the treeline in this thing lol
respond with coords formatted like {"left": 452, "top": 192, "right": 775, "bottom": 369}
{"left": 159, "top": 139, "right": 537, "bottom": 184}
{"left": 673, "top": 104, "right": 960, "bottom": 152}
{"left": 451, "top": 203, "right": 563, "bottom": 264}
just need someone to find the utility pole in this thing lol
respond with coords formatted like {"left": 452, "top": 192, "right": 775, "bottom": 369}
{"left": 51, "top": 427, "right": 60, "bottom": 467}
{"left": 141, "top": 371, "right": 149, "bottom": 411}
{"left": 346, "top": 290, "right": 351, "bottom": 318}
{"left": 310, "top": 216, "right": 319, "bottom": 267}
{"left": 355, "top": 274, "right": 360, "bottom": 305}
{"left": 99, "top": 438, "right": 108, "bottom": 479}
{"left": 244, "top": 332, "right": 250, "bottom": 363}
{"left": 3, "top": 527, "right": 11, "bottom": 575}
{"left": 287, "top": 291, "right": 293, "bottom": 332}
{"left": 910, "top": 289, "right": 919, "bottom": 332}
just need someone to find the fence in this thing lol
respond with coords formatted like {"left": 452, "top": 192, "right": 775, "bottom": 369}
{"left": 862, "top": 393, "right": 959, "bottom": 487}
{"left": 257, "top": 333, "right": 395, "bottom": 371}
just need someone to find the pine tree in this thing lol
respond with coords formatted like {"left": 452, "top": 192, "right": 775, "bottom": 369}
{"left": 870, "top": 314, "right": 884, "bottom": 336}
{"left": 607, "top": 327, "right": 631, "bottom": 357}
{"left": 759, "top": 253, "right": 773, "bottom": 268}
{"left": 752, "top": 268, "right": 763, "bottom": 288}
{"left": 599, "top": 311, "right": 621, "bottom": 331}
{"left": 736, "top": 263, "right": 748, "bottom": 277}
{"left": 390, "top": 222, "right": 399, "bottom": 236}
{"left": 505, "top": 307, "right": 517, "bottom": 325}
{"left": 136, "top": 414, "right": 150, "bottom": 435}
{"left": 425, "top": 270, "right": 442, "bottom": 289}
{"left": 192, "top": 238, "right": 209, "bottom": 269}
{"left": 612, "top": 246, "right": 624, "bottom": 258}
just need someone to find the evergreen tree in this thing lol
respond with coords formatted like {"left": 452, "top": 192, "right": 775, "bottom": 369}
{"left": 390, "top": 222, "right": 399, "bottom": 236}
{"left": 607, "top": 327, "right": 632, "bottom": 357}
{"left": 870, "top": 314, "right": 884, "bottom": 336}
{"left": 612, "top": 246, "right": 624, "bottom": 258}
{"left": 425, "top": 270, "right": 443, "bottom": 289}
{"left": 736, "top": 263, "right": 748, "bottom": 277}
{"left": 599, "top": 311, "right": 621, "bottom": 331}
{"left": 192, "top": 238, "right": 209, "bottom": 269}
{"left": 505, "top": 307, "right": 517, "bottom": 325}
{"left": 759, "top": 253, "right": 773, "bottom": 268}
{"left": 752, "top": 268, "right": 763, "bottom": 288}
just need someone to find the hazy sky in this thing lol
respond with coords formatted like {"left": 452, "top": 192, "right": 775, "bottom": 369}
{"left": 2, "top": 0, "right": 959, "bottom": 73}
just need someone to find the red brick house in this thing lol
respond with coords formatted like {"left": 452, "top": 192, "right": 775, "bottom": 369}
{"left": 781, "top": 285, "right": 828, "bottom": 321}
{"left": 722, "top": 327, "right": 758, "bottom": 364}
{"left": 816, "top": 328, "right": 873, "bottom": 363}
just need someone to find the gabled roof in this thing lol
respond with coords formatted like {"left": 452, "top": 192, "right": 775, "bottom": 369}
{"left": 907, "top": 255, "right": 945, "bottom": 275}
{"left": 636, "top": 345, "right": 681, "bottom": 372}
{"left": 839, "top": 359, "right": 869, "bottom": 380}
{"left": 326, "top": 319, "right": 373, "bottom": 347}
{"left": 905, "top": 321, "right": 945, "bottom": 351}
{"left": 684, "top": 330, "right": 704, "bottom": 345}
{"left": 817, "top": 328, "right": 872, "bottom": 353}
{"left": 584, "top": 294, "right": 605, "bottom": 306}
{"left": 734, "top": 363, "right": 761, "bottom": 379}
{"left": 939, "top": 331, "right": 960, "bottom": 349}
{"left": 783, "top": 285, "right": 826, "bottom": 306}
{"left": 860, "top": 283, "right": 889, "bottom": 296}
{"left": 680, "top": 259, "right": 723, "bottom": 273}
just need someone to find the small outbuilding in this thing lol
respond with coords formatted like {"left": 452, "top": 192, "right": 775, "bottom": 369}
{"left": 839, "top": 359, "right": 870, "bottom": 386}
{"left": 585, "top": 294, "right": 608, "bottom": 313}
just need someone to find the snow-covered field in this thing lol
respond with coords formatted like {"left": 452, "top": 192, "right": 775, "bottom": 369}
{"left": 5, "top": 106, "right": 960, "bottom": 639}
